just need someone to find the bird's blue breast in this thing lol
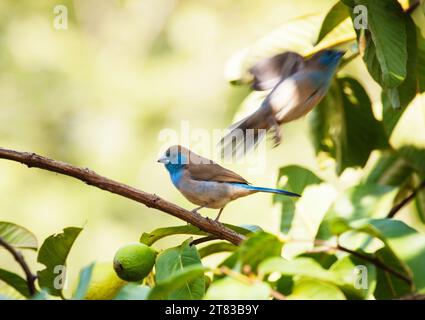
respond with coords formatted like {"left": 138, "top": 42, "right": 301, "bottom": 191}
{"left": 168, "top": 168, "right": 184, "bottom": 187}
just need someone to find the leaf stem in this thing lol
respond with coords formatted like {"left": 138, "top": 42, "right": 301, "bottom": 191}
{"left": 190, "top": 236, "right": 219, "bottom": 246}
{"left": 387, "top": 180, "right": 425, "bottom": 218}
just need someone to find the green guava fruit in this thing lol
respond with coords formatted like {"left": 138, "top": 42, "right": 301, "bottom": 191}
{"left": 113, "top": 243, "right": 156, "bottom": 282}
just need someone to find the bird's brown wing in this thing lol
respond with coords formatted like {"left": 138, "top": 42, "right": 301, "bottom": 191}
{"left": 177, "top": 146, "right": 249, "bottom": 184}
{"left": 187, "top": 162, "right": 249, "bottom": 184}
{"left": 249, "top": 51, "right": 305, "bottom": 91}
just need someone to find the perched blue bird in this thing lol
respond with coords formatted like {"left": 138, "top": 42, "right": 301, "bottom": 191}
{"left": 158, "top": 145, "right": 300, "bottom": 221}
{"left": 221, "top": 49, "right": 345, "bottom": 156}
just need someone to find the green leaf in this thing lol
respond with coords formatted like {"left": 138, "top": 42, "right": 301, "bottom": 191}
{"left": 37, "top": 227, "right": 83, "bottom": 297}
{"left": 0, "top": 268, "right": 31, "bottom": 298}
{"left": 275, "top": 165, "right": 323, "bottom": 195}
{"left": 198, "top": 242, "right": 237, "bottom": 259}
{"left": 415, "top": 189, "right": 425, "bottom": 223}
{"left": 326, "top": 184, "right": 398, "bottom": 221}
{"left": 329, "top": 255, "right": 377, "bottom": 299}
{"left": 410, "top": 0, "right": 425, "bottom": 34}
{"left": 287, "top": 278, "right": 346, "bottom": 300}
{"left": 260, "top": 255, "right": 374, "bottom": 299}
{"left": 155, "top": 238, "right": 205, "bottom": 299}
{"left": 340, "top": 0, "right": 355, "bottom": 8}
{"left": 325, "top": 218, "right": 423, "bottom": 298}
{"left": 204, "top": 277, "right": 270, "bottom": 300}
{"left": 149, "top": 265, "right": 208, "bottom": 300}
{"left": 238, "top": 232, "right": 283, "bottom": 270}
{"left": 374, "top": 246, "right": 412, "bottom": 299}
{"left": 364, "top": 150, "right": 413, "bottom": 186}
{"left": 140, "top": 224, "right": 258, "bottom": 246}
{"left": 236, "top": 224, "right": 263, "bottom": 233}
{"left": 370, "top": 219, "right": 425, "bottom": 295}
{"left": 299, "top": 252, "right": 338, "bottom": 269}
{"left": 72, "top": 263, "right": 94, "bottom": 300}
{"left": 359, "top": 34, "right": 383, "bottom": 89}
{"left": 284, "top": 183, "right": 337, "bottom": 258}
{"left": 382, "top": 15, "right": 418, "bottom": 132}
{"left": 310, "top": 77, "right": 388, "bottom": 175}
{"left": 140, "top": 225, "right": 207, "bottom": 246}
{"left": 259, "top": 257, "right": 342, "bottom": 284}
{"left": 276, "top": 275, "right": 294, "bottom": 295}
{"left": 314, "top": 15, "right": 357, "bottom": 54}
{"left": 413, "top": 174, "right": 425, "bottom": 223}
{"left": 385, "top": 93, "right": 425, "bottom": 152}
{"left": 356, "top": 0, "right": 407, "bottom": 88}
{"left": 322, "top": 219, "right": 411, "bottom": 299}
{"left": 317, "top": 1, "right": 351, "bottom": 43}
{"left": 0, "top": 221, "right": 37, "bottom": 251}
{"left": 363, "top": 147, "right": 425, "bottom": 219}
{"left": 398, "top": 145, "right": 425, "bottom": 174}
{"left": 274, "top": 166, "right": 322, "bottom": 233}
{"left": 115, "top": 284, "right": 150, "bottom": 300}
{"left": 418, "top": 30, "right": 425, "bottom": 92}
{"left": 309, "top": 80, "right": 340, "bottom": 155}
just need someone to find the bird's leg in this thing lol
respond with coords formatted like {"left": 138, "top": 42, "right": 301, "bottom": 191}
{"left": 191, "top": 206, "right": 204, "bottom": 214}
{"left": 185, "top": 206, "right": 204, "bottom": 225}
{"left": 268, "top": 117, "right": 281, "bottom": 147}
{"left": 214, "top": 207, "right": 225, "bottom": 222}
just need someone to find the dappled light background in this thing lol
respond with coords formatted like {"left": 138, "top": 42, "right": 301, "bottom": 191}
{"left": 1, "top": 0, "right": 423, "bottom": 295}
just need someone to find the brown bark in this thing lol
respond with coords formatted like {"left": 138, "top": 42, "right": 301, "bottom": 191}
{"left": 0, "top": 148, "right": 245, "bottom": 245}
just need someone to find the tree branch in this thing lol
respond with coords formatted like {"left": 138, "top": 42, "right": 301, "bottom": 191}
{"left": 387, "top": 180, "right": 425, "bottom": 218}
{"left": 0, "top": 147, "right": 245, "bottom": 245}
{"left": 0, "top": 236, "right": 37, "bottom": 296}
{"left": 335, "top": 244, "right": 413, "bottom": 286}
{"left": 398, "top": 293, "right": 425, "bottom": 300}
{"left": 311, "top": 240, "right": 413, "bottom": 286}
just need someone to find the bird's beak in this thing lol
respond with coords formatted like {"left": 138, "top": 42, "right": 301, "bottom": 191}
{"left": 157, "top": 156, "right": 170, "bottom": 164}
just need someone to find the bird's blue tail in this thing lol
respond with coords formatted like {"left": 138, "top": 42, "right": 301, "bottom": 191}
{"left": 236, "top": 184, "right": 300, "bottom": 197}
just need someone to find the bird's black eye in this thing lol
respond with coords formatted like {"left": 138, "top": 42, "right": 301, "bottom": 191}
{"left": 165, "top": 149, "right": 170, "bottom": 157}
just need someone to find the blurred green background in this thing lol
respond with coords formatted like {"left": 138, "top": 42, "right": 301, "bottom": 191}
{"left": 1, "top": 0, "right": 419, "bottom": 295}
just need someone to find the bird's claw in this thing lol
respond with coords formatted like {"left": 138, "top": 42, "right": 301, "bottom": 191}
{"left": 191, "top": 206, "right": 204, "bottom": 215}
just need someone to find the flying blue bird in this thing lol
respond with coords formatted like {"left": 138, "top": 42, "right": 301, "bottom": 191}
{"left": 221, "top": 49, "right": 345, "bottom": 156}
{"left": 158, "top": 145, "right": 300, "bottom": 221}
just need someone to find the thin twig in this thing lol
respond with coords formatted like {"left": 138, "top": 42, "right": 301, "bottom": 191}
{"left": 387, "top": 180, "right": 425, "bottom": 218}
{"left": 190, "top": 236, "right": 219, "bottom": 246}
{"left": 0, "top": 236, "right": 37, "bottom": 296}
{"left": 310, "top": 239, "right": 413, "bottom": 286}
{"left": 336, "top": 244, "right": 412, "bottom": 286}
{"left": 398, "top": 293, "right": 425, "bottom": 300}
{"left": 0, "top": 147, "right": 245, "bottom": 245}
